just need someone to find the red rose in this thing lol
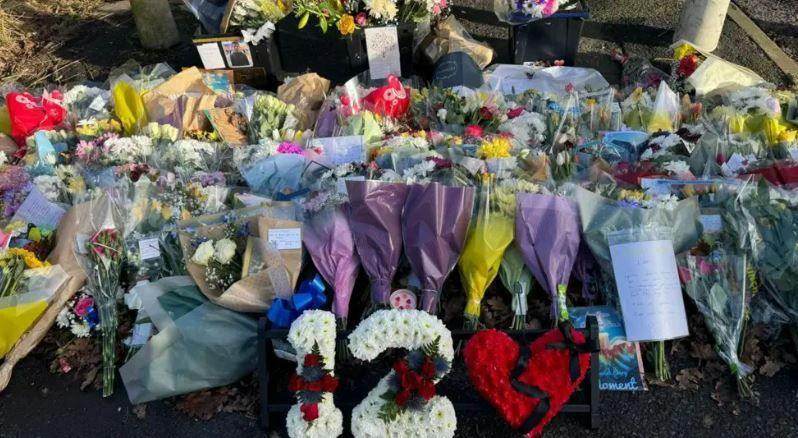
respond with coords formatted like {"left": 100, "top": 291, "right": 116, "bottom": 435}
{"left": 304, "top": 354, "right": 322, "bottom": 367}
{"left": 479, "top": 106, "right": 494, "bottom": 121}
{"left": 464, "top": 124, "right": 484, "bottom": 139}
{"left": 395, "top": 389, "right": 412, "bottom": 407}
{"left": 507, "top": 107, "right": 524, "bottom": 119}
{"left": 421, "top": 358, "right": 436, "bottom": 379}
{"left": 418, "top": 380, "right": 436, "bottom": 401}
{"left": 306, "top": 380, "right": 323, "bottom": 392}
{"left": 677, "top": 54, "right": 699, "bottom": 78}
{"left": 300, "top": 403, "right": 319, "bottom": 421}
{"left": 320, "top": 374, "right": 339, "bottom": 393}
{"left": 288, "top": 374, "right": 303, "bottom": 392}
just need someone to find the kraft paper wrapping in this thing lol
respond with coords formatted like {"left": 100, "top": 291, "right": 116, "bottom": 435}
{"left": 178, "top": 214, "right": 302, "bottom": 313}
{"left": 142, "top": 67, "right": 219, "bottom": 134}
{"left": 277, "top": 73, "right": 331, "bottom": 131}
{"left": 0, "top": 203, "right": 89, "bottom": 392}
{"left": 420, "top": 16, "right": 494, "bottom": 69}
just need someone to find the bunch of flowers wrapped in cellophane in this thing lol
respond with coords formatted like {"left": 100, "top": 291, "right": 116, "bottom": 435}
{"left": 459, "top": 173, "right": 515, "bottom": 330}
{"left": 55, "top": 289, "right": 100, "bottom": 338}
{"left": 248, "top": 93, "right": 301, "bottom": 143}
{"left": 679, "top": 252, "right": 754, "bottom": 397}
{"left": 0, "top": 260, "right": 68, "bottom": 359}
{"left": 73, "top": 192, "right": 126, "bottom": 397}
{"left": 493, "top": 0, "right": 558, "bottom": 24}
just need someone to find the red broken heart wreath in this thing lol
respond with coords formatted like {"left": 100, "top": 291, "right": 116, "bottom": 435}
{"left": 463, "top": 325, "right": 591, "bottom": 437}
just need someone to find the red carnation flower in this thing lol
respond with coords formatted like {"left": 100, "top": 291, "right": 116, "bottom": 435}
{"left": 401, "top": 370, "right": 422, "bottom": 390}
{"left": 421, "top": 358, "right": 436, "bottom": 379}
{"left": 288, "top": 374, "right": 303, "bottom": 392}
{"left": 418, "top": 380, "right": 436, "bottom": 401}
{"left": 306, "top": 380, "right": 323, "bottom": 392}
{"left": 507, "top": 107, "right": 524, "bottom": 119}
{"left": 320, "top": 374, "right": 339, "bottom": 393}
{"left": 304, "top": 354, "right": 322, "bottom": 367}
{"left": 393, "top": 360, "right": 410, "bottom": 376}
{"left": 300, "top": 403, "right": 319, "bottom": 421}
{"left": 479, "top": 106, "right": 494, "bottom": 121}
{"left": 677, "top": 54, "right": 700, "bottom": 78}
{"left": 395, "top": 389, "right": 412, "bottom": 407}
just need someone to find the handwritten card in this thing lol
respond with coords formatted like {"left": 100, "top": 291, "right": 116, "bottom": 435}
{"left": 609, "top": 239, "right": 689, "bottom": 342}
{"left": 14, "top": 187, "right": 66, "bottom": 229}
{"left": 311, "top": 135, "right": 364, "bottom": 165}
{"left": 138, "top": 238, "right": 161, "bottom": 261}
{"left": 196, "top": 42, "right": 226, "bottom": 70}
{"left": 365, "top": 26, "right": 402, "bottom": 80}
{"left": 268, "top": 228, "right": 302, "bottom": 250}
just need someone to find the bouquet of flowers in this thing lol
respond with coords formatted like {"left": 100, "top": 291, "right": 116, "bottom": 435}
{"left": 55, "top": 290, "right": 100, "bottom": 338}
{"left": 680, "top": 253, "right": 754, "bottom": 397}
{"left": 402, "top": 182, "right": 474, "bottom": 313}
{"left": 459, "top": 175, "right": 515, "bottom": 329}
{"left": 291, "top": 0, "right": 448, "bottom": 36}
{"left": 494, "top": 0, "right": 559, "bottom": 24}
{"left": 0, "top": 263, "right": 68, "bottom": 359}
{"left": 248, "top": 93, "right": 300, "bottom": 142}
{"left": 73, "top": 192, "right": 126, "bottom": 397}
{"left": 346, "top": 179, "right": 409, "bottom": 312}
{"left": 0, "top": 165, "right": 32, "bottom": 220}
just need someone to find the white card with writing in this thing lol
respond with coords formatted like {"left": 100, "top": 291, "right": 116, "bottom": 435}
{"left": 138, "top": 238, "right": 161, "bottom": 260}
{"left": 13, "top": 187, "right": 66, "bottom": 229}
{"left": 196, "top": 42, "right": 226, "bottom": 69}
{"left": 609, "top": 239, "right": 689, "bottom": 342}
{"left": 311, "top": 135, "right": 364, "bottom": 165}
{"left": 365, "top": 26, "right": 401, "bottom": 80}
{"left": 268, "top": 228, "right": 302, "bottom": 250}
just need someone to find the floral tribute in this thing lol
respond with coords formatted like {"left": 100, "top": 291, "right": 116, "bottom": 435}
{"left": 286, "top": 310, "right": 344, "bottom": 438}
{"left": 348, "top": 309, "right": 456, "bottom": 438}
{"left": 463, "top": 327, "right": 590, "bottom": 437}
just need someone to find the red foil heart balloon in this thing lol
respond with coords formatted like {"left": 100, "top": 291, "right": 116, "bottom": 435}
{"left": 463, "top": 328, "right": 590, "bottom": 437}
{"left": 362, "top": 75, "right": 409, "bottom": 119}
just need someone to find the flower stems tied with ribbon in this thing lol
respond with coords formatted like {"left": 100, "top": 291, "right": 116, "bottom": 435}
{"left": 267, "top": 273, "right": 327, "bottom": 328}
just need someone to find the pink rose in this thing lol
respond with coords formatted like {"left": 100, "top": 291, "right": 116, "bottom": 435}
{"left": 464, "top": 125, "right": 484, "bottom": 139}
{"left": 355, "top": 12, "right": 367, "bottom": 26}
{"left": 439, "top": 0, "right": 447, "bottom": 8}
{"left": 74, "top": 296, "right": 95, "bottom": 317}
{"left": 432, "top": 4, "right": 441, "bottom": 14}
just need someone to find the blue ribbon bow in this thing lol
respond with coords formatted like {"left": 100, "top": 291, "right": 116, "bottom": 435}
{"left": 267, "top": 274, "right": 327, "bottom": 328}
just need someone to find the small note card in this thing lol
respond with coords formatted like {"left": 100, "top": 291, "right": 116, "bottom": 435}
{"left": 268, "top": 228, "right": 302, "bottom": 250}
{"left": 138, "top": 238, "right": 161, "bottom": 261}
{"left": 365, "top": 26, "right": 402, "bottom": 80}
{"left": 609, "top": 239, "right": 689, "bottom": 342}
{"left": 196, "top": 42, "right": 227, "bottom": 69}
{"left": 311, "top": 135, "right": 364, "bottom": 165}
{"left": 14, "top": 187, "right": 66, "bottom": 229}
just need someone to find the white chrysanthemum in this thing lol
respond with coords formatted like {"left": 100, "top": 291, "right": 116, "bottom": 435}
{"left": 191, "top": 240, "right": 215, "bottom": 266}
{"left": 104, "top": 135, "right": 153, "bottom": 164}
{"left": 56, "top": 308, "right": 71, "bottom": 328}
{"left": 351, "top": 375, "right": 456, "bottom": 438}
{"left": 348, "top": 309, "right": 454, "bottom": 363}
{"left": 166, "top": 139, "right": 216, "bottom": 170}
{"left": 33, "top": 175, "right": 64, "bottom": 202}
{"left": 364, "top": 0, "right": 398, "bottom": 21}
{"left": 213, "top": 238, "right": 237, "bottom": 265}
{"left": 286, "top": 394, "right": 343, "bottom": 438}
{"left": 288, "top": 310, "right": 337, "bottom": 373}
{"left": 663, "top": 160, "right": 691, "bottom": 176}
{"left": 72, "top": 322, "right": 92, "bottom": 338}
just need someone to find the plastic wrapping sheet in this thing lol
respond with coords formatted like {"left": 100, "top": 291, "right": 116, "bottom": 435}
{"left": 302, "top": 205, "right": 360, "bottom": 321}
{"left": 345, "top": 180, "right": 409, "bottom": 307}
{"left": 120, "top": 279, "right": 258, "bottom": 404}
{"left": 515, "top": 193, "right": 580, "bottom": 321}
{"left": 0, "top": 265, "right": 68, "bottom": 359}
{"left": 240, "top": 153, "right": 305, "bottom": 198}
{"left": 402, "top": 182, "right": 474, "bottom": 313}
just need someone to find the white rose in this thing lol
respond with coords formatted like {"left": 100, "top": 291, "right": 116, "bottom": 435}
{"left": 437, "top": 108, "right": 447, "bottom": 121}
{"left": 214, "top": 238, "right": 237, "bottom": 265}
{"left": 191, "top": 240, "right": 215, "bottom": 266}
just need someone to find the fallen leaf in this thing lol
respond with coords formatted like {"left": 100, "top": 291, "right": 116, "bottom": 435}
{"left": 759, "top": 359, "right": 785, "bottom": 377}
{"left": 80, "top": 366, "right": 99, "bottom": 391}
{"left": 132, "top": 404, "right": 147, "bottom": 420}
{"left": 175, "top": 390, "right": 225, "bottom": 420}
{"left": 689, "top": 342, "right": 716, "bottom": 361}
{"left": 675, "top": 367, "right": 702, "bottom": 390}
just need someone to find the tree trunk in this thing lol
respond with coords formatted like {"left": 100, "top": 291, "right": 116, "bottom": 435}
{"left": 674, "top": 0, "right": 731, "bottom": 52}
{"left": 129, "top": 0, "right": 180, "bottom": 50}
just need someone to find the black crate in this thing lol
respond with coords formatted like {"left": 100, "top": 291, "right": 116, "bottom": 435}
{"left": 511, "top": 0, "right": 590, "bottom": 66}
{"left": 257, "top": 316, "right": 601, "bottom": 434}
{"left": 274, "top": 15, "right": 416, "bottom": 84}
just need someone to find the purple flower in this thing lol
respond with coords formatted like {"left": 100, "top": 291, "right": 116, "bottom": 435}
{"left": 277, "top": 142, "right": 305, "bottom": 155}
